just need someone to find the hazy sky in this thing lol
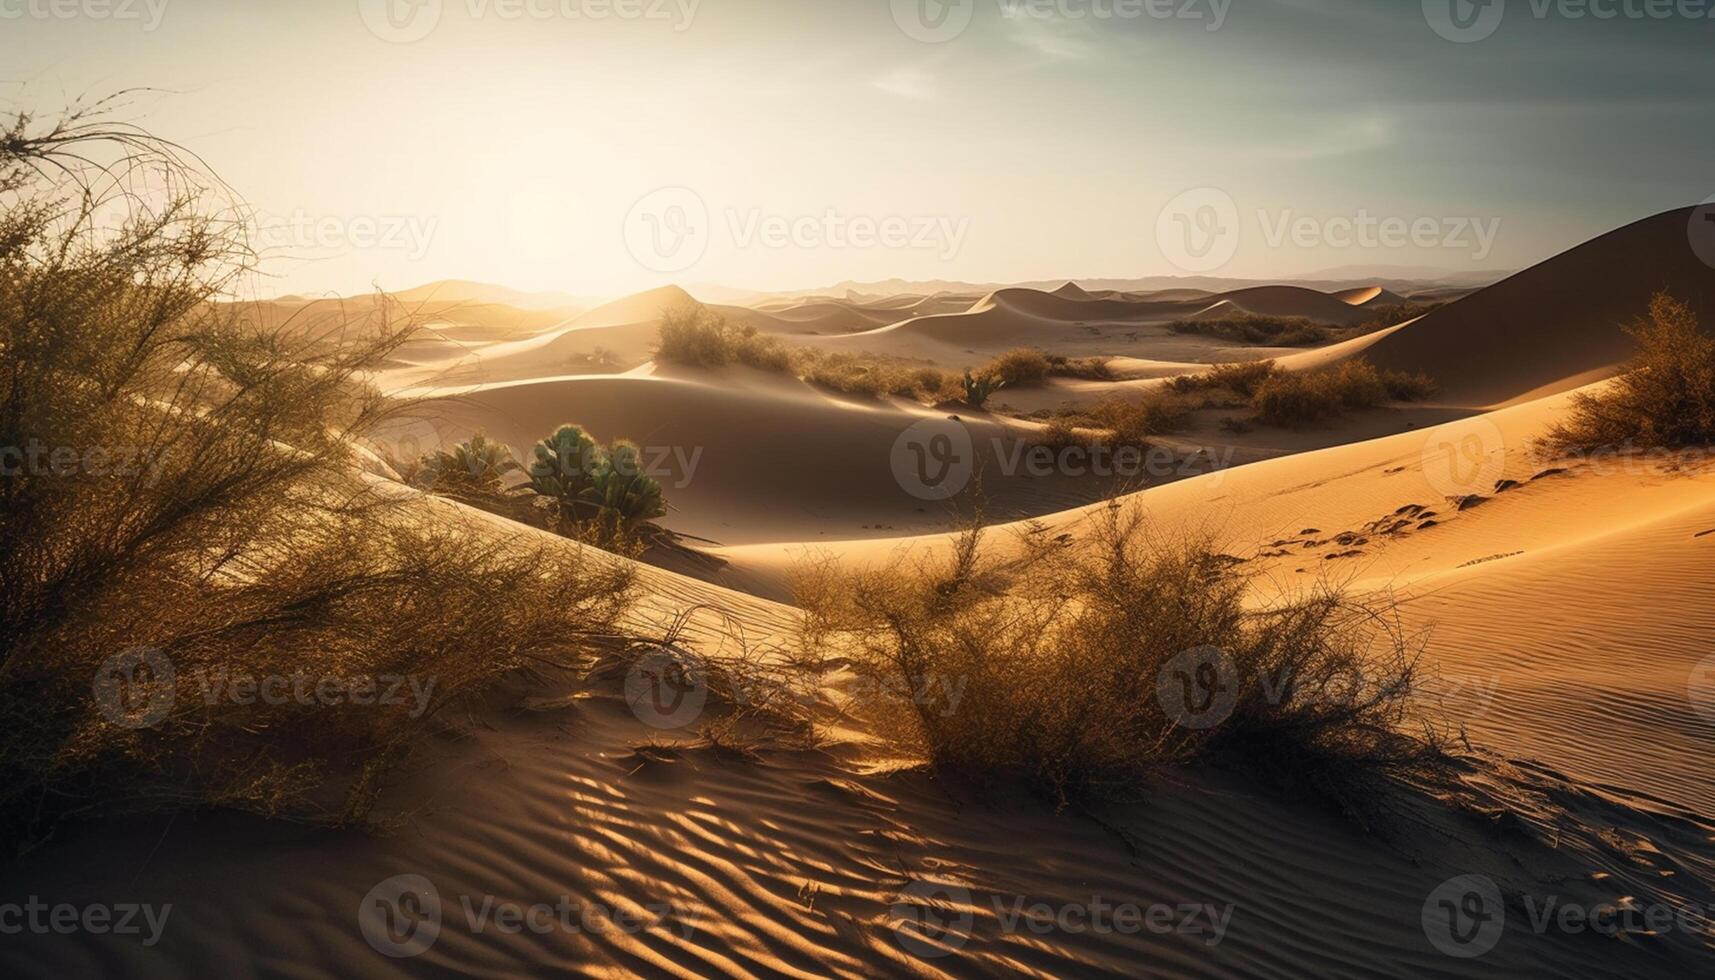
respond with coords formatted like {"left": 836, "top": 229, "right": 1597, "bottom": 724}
{"left": 3, "top": 0, "right": 1710, "bottom": 299}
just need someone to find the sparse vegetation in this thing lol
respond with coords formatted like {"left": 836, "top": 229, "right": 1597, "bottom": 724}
{"left": 984, "top": 347, "right": 1113, "bottom": 386}
{"left": 524, "top": 425, "right": 667, "bottom": 550}
{"left": 655, "top": 304, "right": 790, "bottom": 371}
{"left": 1168, "top": 314, "right": 1331, "bottom": 346}
{"left": 1251, "top": 360, "right": 1437, "bottom": 427}
{"left": 1049, "top": 391, "right": 1191, "bottom": 445}
{"left": 795, "top": 351, "right": 956, "bottom": 401}
{"left": 1548, "top": 293, "right": 1715, "bottom": 452}
{"left": 1164, "top": 358, "right": 1436, "bottom": 428}
{"left": 0, "top": 103, "right": 636, "bottom": 843}
{"left": 794, "top": 505, "right": 1446, "bottom": 809}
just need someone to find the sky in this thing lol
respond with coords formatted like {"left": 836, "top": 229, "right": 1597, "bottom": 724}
{"left": 2, "top": 0, "right": 1711, "bottom": 300}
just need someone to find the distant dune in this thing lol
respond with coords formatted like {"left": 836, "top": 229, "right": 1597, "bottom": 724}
{"left": 1363, "top": 207, "right": 1715, "bottom": 407}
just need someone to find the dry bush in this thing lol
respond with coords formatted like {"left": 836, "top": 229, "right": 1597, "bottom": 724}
{"left": 794, "top": 350, "right": 953, "bottom": 401}
{"left": 794, "top": 505, "right": 1446, "bottom": 809}
{"left": 1251, "top": 360, "right": 1436, "bottom": 427}
{"left": 0, "top": 101, "right": 637, "bottom": 843}
{"left": 1050, "top": 391, "right": 1190, "bottom": 445}
{"left": 1170, "top": 360, "right": 1282, "bottom": 399}
{"left": 982, "top": 348, "right": 1113, "bottom": 387}
{"left": 655, "top": 305, "right": 789, "bottom": 371}
{"left": 1548, "top": 293, "right": 1715, "bottom": 452}
{"left": 986, "top": 348, "right": 1053, "bottom": 386}
{"left": 1167, "top": 315, "right": 1331, "bottom": 346}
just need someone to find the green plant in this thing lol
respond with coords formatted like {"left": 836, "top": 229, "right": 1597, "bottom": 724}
{"left": 528, "top": 424, "right": 606, "bottom": 528}
{"left": 961, "top": 370, "right": 1005, "bottom": 408}
{"left": 417, "top": 432, "right": 518, "bottom": 499}
{"left": 591, "top": 440, "right": 667, "bottom": 528}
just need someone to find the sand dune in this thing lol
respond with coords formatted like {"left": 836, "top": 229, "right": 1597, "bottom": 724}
{"left": 1334, "top": 285, "right": 1409, "bottom": 307}
{"left": 1363, "top": 207, "right": 1715, "bottom": 407}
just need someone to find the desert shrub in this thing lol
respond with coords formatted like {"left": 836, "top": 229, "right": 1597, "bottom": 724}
{"left": 980, "top": 348, "right": 1113, "bottom": 387}
{"left": 960, "top": 370, "right": 1005, "bottom": 408}
{"left": 1548, "top": 293, "right": 1715, "bottom": 452}
{"left": 1170, "top": 360, "right": 1283, "bottom": 399}
{"left": 1250, "top": 360, "right": 1437, "bottom": 427}
{"left": 1168, "top": 315, "right": 1331, "bottom": 346}
{"left": 1071, "top": 391, "right": 1191, "bottom": 444}
{"left": 1047, "top": 354, "right": 1115, "bottom": 380}
{"left": 655, "top": 305, "right": 789, "bottom": 371}
{"left": 0, "top": 103, "right": 637, "bottom": 843}
{"left": 417, "top": 432, "right": 519, "bottom": 502}
{"left": 986, "top": 348, "right": 1054, "bottom": 386}
{"left": 794, "top": 350, "right": 952, "bottom": 401}
{"left": 794, "top": 506, "right": 1444, "bottom": 808}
